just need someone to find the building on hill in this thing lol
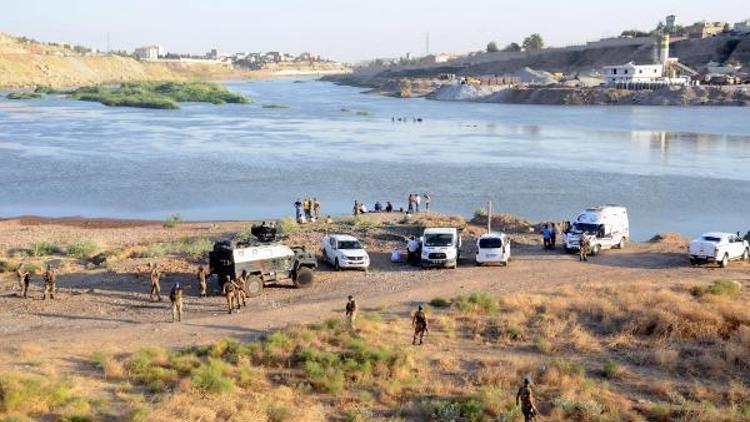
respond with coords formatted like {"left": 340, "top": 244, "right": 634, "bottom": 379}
{"left": 134, "top": 45, "right": 163, "bottom": 60}
{"left": 686, "top": 21, "right": 727, "bottom": 38}
{"left": 665, "top": 15, "right": 677, "bottom": 32}
{"left": 603, "top": 34, "right": 696, "bottom": 88}
{"left": 734, "top": 19, "right": 750, "bottom": 34}
{"left": 603, "top": 62, "right": 664, "bottom": 84}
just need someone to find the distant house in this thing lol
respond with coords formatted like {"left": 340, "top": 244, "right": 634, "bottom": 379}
{"left": 734, "top": 19, "right": 750, "bottom": 34}
{"left": 264, "top": 51, "right": 281, "bottom": 63}
{"left": 603, "top": 62, "right": 664, "bottom": 85}
{"left": 134, "top": 45, "right": 162, "bottom": 60}
{"left": 421, "top": 53, "right": 455, "bottom": 64}
{"left": 686, "top": 21, "right": 727, "bottom": 38}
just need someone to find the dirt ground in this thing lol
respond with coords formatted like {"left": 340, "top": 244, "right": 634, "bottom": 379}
{"left": 0, "top": 214, "right": 747, "bottom": 377}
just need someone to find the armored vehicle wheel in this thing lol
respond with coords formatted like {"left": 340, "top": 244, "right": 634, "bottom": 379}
{"left": 246, "top": 277, "right": 263, "bottom": 298}
{"left": 294, "top": 267, "right": 314, "bottom": 288}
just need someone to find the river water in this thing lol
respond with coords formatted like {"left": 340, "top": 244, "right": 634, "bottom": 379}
{"left": 1, "top": 79, "right": 749, "bottom": 239}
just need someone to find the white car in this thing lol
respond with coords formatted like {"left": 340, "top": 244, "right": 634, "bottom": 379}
{"left": 320, "top": 234, "right": 370, "bottom": 271}
{"left": 689, "top": 232, "right": 749, "bottom": 268}
{"left": 564, "top": 205, "right": 629, "bottom": 255}
{"left": 420, "top": 227, "right": 461, "bottom": 269}
{"left": 475, "top": 233, "right": 510, "bottom": 266}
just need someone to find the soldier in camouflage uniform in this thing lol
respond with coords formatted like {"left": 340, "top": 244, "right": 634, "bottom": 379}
{"left": 412, "top": 304, "right": 429, "bottom": 345}
{"left": 149, "top": 263, "right": 162, "bottom": 301}
{"left": 235, "top": 271, "right": 248, "bottom": 308}
{"left": 22, "top": 272, "right": 31, "bottom": 298}
{"left": 15, "top": 263, "right": 28, "bottom": 297}
{"left": 169, "top": 282, "right": 184, "bottom": 322}
{"left": 579, "top": 234, "right": 590, "bottom": 262}
{"left": 42, "top": 264, "right": 57, "bottom": 300}
{"left": 345, "top": 295, "right": 357, "bottom": 329}
{"left": 222, "top": 275, "right": 239, "bottom": 314}
{"left": 516, "top": 376, "right": 539, "bottom": 421}
{"left": 197, "top": 265, "right": 208, "bottom": 298}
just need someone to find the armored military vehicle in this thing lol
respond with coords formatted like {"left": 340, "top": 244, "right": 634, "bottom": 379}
{"left": 209, "top": 226, "right": 317, "bottom": 297}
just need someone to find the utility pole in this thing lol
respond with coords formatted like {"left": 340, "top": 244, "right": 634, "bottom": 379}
{"left": 426, "top": 32, "right": 430, "bottom": 56}
{"left": 487, "top": 200, "right": 492, "bottom": 233}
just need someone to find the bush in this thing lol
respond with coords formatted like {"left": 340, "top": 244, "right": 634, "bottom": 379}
{"left": 162, "top": 213, "right": 181, "bottom": 229}
{"left": 473, "top": 208, "right": 488, "bottom": 219}
{"left": 455, "top": 293, "right": 499, "bottom": 313}
{"left": 66, "top": 240, "right": 98, "bottom": 259}
{"left": 191, "top": 358, "right": 235, "bottom": 394}
{"left": 429, "top": 297, "right": 451, "bottom": 308}
{"left": 276, "top": 217, "right": 298, "bottom": 235}
{"left": 7, "top": 91, "right": 43, "bottom": 100}
{"left": 690, "top": 280, "right": 740, "bottom": 299}
{"left": 0, "top": 372, "right": 92, "bottom": 417}
{"left": 28, "top": 240, "right": 60, "bottom": 256}
{"left": 602, "top": 359, "right": 623, "bottom": 378}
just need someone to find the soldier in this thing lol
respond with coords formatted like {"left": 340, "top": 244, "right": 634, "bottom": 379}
{"left": 22, "top": 272, "right": 31, "bottom": 299}
{"left": 516, "top": 376, "right": 539, "bottom": 421}
{"left": 169, "top": 281, "right": 184, "bottom": 322}
{"left": 313, "top": 198, "right": 321, "bottom": 220}
{"left": 579, "top": 234, "right": 590, "bottom": 262}
{"left": 42, "top": 264, "right": 56, "bottom": 300}
{"left": 222, "top": 275, "right": 239, "bottom": 314}
{"left": 197, "top": 265, "right": 208, "bottom": 298}
{"left": 149, "top": 263, "right": 162, "bottom": 301}
{"left": 412, "top": 304, "right": 429, "bottom": 345}
{"left": 15, "top": 263, "right": 28, "bottom": 297}
{"left": 345, "top": 295, "right": 357, "bottom": 329}
{"left": 235, "top": 271, "right": 248, "bottom": 308}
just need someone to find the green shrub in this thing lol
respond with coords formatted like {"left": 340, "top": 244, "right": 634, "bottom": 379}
{"left": 67, "top": 240, "right": 98, "bottom": 259}
{"left": 550, "top": 359, "right": 585, "bottom": 376}
{"left": 170, "top": 237, "right": 213, "bottom": 257}
{"left": 424, "top": 398, "right": 485, "bottom": 422}
{"left": 0, "top": 372, "right": 88, "bottom": 416}
{"left": 162, "top": 213, "right": 181, "bottom": 229}
{"left": 267, "top": 403, "right": 292, "bottom": 422}
{"left": 690, "top": 280, "right": 740, "bottom": 299}
{"left": 191, "top": 358, "right": 235, "bottom": 394}
{"left": 456, "top": 293, "right": 499, "bottom": 313}
{"left": 262, "top": 103, "right": 288, "bottom": 109}
{"left": 7, "top": 91, "right": 43, "bottom": 100}
{"left": 276, "top": 217, "right": 298, "bottom": 235}
{"left": 473, "top": 208, "right": 488, "bottom": 218}
{"left": 602, "top": 359, "right": 622, "bottom": 378}
{"left": 429, "top": 297, "right": 451, "bottom": 308}
{"left": 28, "top": 240, "right": 60, "bottom": 256}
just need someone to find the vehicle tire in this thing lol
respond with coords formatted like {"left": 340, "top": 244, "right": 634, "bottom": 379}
{"left": 720, "top": 253, "right": 729, "bottom": 268}
{"left": 334, "top": 258, "right": 341, "bottom": 272}
{"left": 618, "top": 237, "right": 626, "bottom": 249}
{"left": 564, "top": 247, "right": 572, "bottom": 254}
{"left": 591, "top": 244, "right": 601, "bottom": 256}
{"left": 689, "top": 257, "right": 697, "bottom": 266}
{"left": 293, "top": 267, "right": 314, "bottom": 288}
{"left": 245, "top": 277, "right": 263, "bottom": 298}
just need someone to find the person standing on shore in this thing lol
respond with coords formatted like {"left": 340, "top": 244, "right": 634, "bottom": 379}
{"left": 353, "top": 200, "right": 361, "bottom": 216}
{"left": 386, "top": 201, "right": 393, "bottom": 213}
{"left": 541, "top": 225, "right": 551, "bottom": 249}
{"left": 415, "top": 193, "right": 421, "bottom": 213}
{"left": 424, "top": 193, "right": 431, "bottom": 212}
{"left": 15, "top": 263, "right": 28, "bottom": 298}
{"left": 407, "top": 194, "right": 414, "bottom": 214}
{"left": 294, "top": 199, "right": 303, "bottom": 222}
{"left": 303, "top": 198, "right": 312, "bottom": 220}
{"left": 313, "top": 198, "right": 321, "bottom": 220}
{"left": 197, "top": 265, "right": 208, "bottom": 298}
{"left": 549, "top": 222, "right": 557, "bottom": 249}
{"left": 407, "top": 236, "right": 420, "bottom": 265}
{"left": 579, "top": 234, "right": 591, "bottom": 262}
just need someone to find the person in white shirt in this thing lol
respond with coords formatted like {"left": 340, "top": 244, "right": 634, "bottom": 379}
{"left": 407, "top": 236, "right": 420, "bottom": 265}
{"left": 415, "top": 194, "right": 421, "bottom": 213}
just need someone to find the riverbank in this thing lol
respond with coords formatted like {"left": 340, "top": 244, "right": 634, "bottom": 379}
{"left": 323, "top": 74, "right": 750, "bottom": 106}
{"left": 0, "top": 213, "right": 747, "bottom": 420}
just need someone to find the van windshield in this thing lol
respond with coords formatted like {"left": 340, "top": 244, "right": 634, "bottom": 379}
{"left": 338, "top": 240, "right": 362, "bottom": 250}
{"left": 573, "top": 223, "right": 600, "bottom": 234}
{"left": 424, "top": 234, "right": 454, "bottom": 247}
{"left": 479, "top": 238, "right": 502, "bottom": 248}
{"left": 701, "top": 236, "right": 722, "bottom": 243}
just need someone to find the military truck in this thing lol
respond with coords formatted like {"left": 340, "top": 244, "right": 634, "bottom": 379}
{"left": 209, "top": 231, "right": 317, "bottom": 297}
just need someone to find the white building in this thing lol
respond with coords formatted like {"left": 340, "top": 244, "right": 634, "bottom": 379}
{"left": 603, "top": 62, "right": 664, "bottom": 85}
{"left": 735, "top": 19, "right": 750, "bottom": 34}
{"left": 134, "top": 45, "right": 162, "bottom": 60}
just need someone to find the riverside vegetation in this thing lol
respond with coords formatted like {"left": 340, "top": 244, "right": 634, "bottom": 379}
{"left": 1, "top": 281, "right": 747, "bottom": 421}
{"left": 68, "top": 81, "right": 251, "bottom": 109}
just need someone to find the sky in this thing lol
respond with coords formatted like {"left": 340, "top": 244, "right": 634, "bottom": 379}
{"left": 0, "top": 0, "right": 747, "bottom": 62}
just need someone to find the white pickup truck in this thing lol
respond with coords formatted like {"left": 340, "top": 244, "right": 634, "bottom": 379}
{"left": 689, "top": 232, "right": 749, "bottom": 268}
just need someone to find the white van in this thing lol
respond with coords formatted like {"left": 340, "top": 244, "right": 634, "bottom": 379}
{"left": 564, "top": 205, "right": 629, "bottom": 255}
{"left": 420, "top": 228, "right": 461, "bottom": 269}
{"left": 475, "top": 233, "right": 510, "bottom": 266}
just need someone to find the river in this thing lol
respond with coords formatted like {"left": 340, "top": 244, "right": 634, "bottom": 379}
{"left": 1, "top": 78, "right": 749, "bottom": 240}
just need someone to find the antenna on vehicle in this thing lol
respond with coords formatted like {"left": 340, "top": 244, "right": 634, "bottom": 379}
{"left": 487, "top": 200, "right": 492, "bottom": 234}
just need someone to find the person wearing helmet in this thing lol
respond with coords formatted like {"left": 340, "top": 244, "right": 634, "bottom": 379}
{"left": 516, "top": 376, "right": 538, "bottom": 421}
{"left": 412, "top": 304, "right": 429, "bottom": 345}
{"left": 345, "top": 295, "right": 357, "bottom": 329}
{"left": 197, "top": 265, "right": 208, "bottom": 297}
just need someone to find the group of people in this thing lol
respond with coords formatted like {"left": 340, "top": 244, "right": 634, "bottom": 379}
{"left": 294, "top": 197, "right": 321, "bottom": 223}
{"left": 13, "top": 263, "right": 56, "bottom": 299}
{"left": 352, "top": 199, "right": 396, "bottom": 215}
{"left": 539, "top": 223, "right": 560, "bottom": 250}
{"left": 407, "top": 193, "right": 431, "bottom": 214}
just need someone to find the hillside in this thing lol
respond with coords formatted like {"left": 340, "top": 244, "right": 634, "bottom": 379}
{"left": 0, "top": 32, "right": 347, "bottom": 88}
